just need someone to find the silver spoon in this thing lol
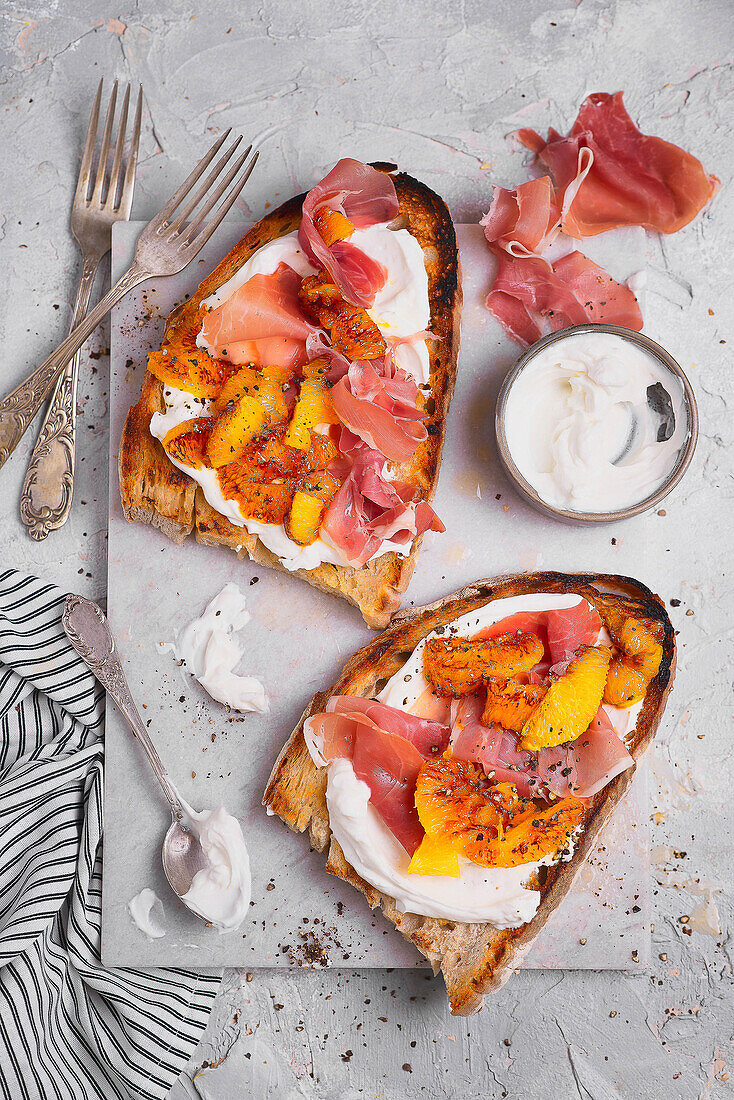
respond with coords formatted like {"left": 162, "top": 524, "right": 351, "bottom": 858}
{"left": 62, "top": 594, "right": 210, "bottom": 909}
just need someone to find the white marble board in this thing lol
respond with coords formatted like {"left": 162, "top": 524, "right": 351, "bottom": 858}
{"left": 103, "top": 220, "right": 654, "bottom": 969}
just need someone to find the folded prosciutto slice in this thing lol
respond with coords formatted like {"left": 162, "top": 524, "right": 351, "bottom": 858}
{"left": 299, "top": 158, "right": 399, "bottom": 308}
{"left": 486, "top": 248, "right": 642, "bottom": 347}
{"left": 450, "top": 694, "right": 633, "bottom": 800}
{"left": 322, "top": 429, "right": 444, "bottom": 566}
{"left": 309, "top": 697, "right": 450, "bottom": 854}
{"left": 536, "top": 706, "right": 634, "bottom": 798}
{"left": 544, "top": 601, "right": 603, "bottom": 664}
{"left": 200, "top": 263, "right": 316, "bottom": 369}
{"left": 326, "top": 696, "right": 450, "bottom": 756}
{"left": 330, "top": 355, "right": 427, "bottom": 462}
{"left": 480, "top": 177, "right": 561, "bottom": 255}
{"left": 517, "top": 91, "right": 718, "bottom": 237}
{"left": 352, "top": 728, "right": 426, "bottom": 854}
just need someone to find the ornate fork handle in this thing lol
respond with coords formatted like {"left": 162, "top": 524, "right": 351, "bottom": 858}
{"left": 20, "top": 253, "right": 103, "bottom": 540}
{"left": 0, "top": 260, "right": 146, "bottom": 471}
{"left": 62, "top": 594, "right": 183, "bottom": 821}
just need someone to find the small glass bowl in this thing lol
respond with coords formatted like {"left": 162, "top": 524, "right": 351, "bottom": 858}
{"left": 494, "top": 323, "right": 699, "bottom": 525}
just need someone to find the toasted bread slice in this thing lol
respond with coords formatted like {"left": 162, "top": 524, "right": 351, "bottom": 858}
{"left": 119, "top": 165, "right": 461, "bottom": 628}
{"left": 263, "top": 571, "right": 676, "bottom": 1014}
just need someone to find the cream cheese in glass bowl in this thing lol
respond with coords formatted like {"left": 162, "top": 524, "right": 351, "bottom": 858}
{"left": 495, "top": 324, "right": 698, "bottom": 524}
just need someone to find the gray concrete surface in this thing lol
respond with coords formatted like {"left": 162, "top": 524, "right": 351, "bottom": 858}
{"left": 1, "top": 2, "right": 732, "bottom": 1097}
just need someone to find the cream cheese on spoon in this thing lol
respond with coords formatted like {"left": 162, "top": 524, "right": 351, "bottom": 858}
{"left": 177, "top": 798, "right": 252, "bottom": 934}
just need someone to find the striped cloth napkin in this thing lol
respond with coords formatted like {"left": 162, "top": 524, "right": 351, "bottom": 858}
{"left": 0, "top": 569, "right": 222, "bottom": 1100}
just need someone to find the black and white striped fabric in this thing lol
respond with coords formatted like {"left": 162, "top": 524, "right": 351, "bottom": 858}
{"left": 0, "top": 570, "right": 221, "bottom": 1100}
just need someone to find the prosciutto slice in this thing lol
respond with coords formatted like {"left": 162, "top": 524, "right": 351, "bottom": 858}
{"left": 299, "top": 159, "right": 399, "bottom": 308}
{"left": 544, "top": 601, "right": 602, "bottom": 664}
{"left": 214, "top": 337, "right": 305, "bottom": 371}
{"left": 536, "top": 706, "right": 634, "bottom": 798}
{"left": 322, "top": 429, "right": 444, "bottom": 566}
{"left": 480, "top": 177, "right": 560, "bottom": 255}
{"left": 517, "top": 91, "right": 718, "bottom": 237}
{"left": 551, "top": 251, "right": 645, "bottom": 327}
{"left": 330, "top": 355, "right": 427, "bottom": 462}
{"left": 310, "top": 696, "right": 449, "bottom": 854}
{"left": 305, "top": 331, "right": 351, "bottom": 383}
{"left": 352, "top": 728, "right": 425, "bottom": 855}
{"left": 326, "top": 696, "right": 450, "bottom": 756}
{"left": 486, "top": 247, "right": 643, "bottom": 347}
{"left": 200, "top": 263, "right": 316, "bottom": 369}
{"left": 450, "top": 694, "right": 633, "bottom": 800}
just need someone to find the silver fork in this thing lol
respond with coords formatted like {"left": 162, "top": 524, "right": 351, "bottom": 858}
{"left": 20, "top": 79, "right": 142, "bottom": 540}
{"left": 0, "top": 127, "right": 258, "bottom": 477}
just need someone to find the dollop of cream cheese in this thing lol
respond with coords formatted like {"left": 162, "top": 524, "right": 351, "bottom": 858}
{"left": 128, "top": 888, "right": 167, "bottom": 939}
{"left": 503, "top": 330, "right": 687, "bottom": 513}
{"left": 163, "top": 582, "right": 268, "bottom": 713}
{"left": 317, "top": 592, "right": 637, "bottom": 928}
{"left": 178, "top": 801, "right": 252, "bottom": 933}
{"left": 150, "top": 223, "right": 431, "bottom": 572}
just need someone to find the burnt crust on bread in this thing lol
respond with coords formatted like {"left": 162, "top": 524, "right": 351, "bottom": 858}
{"left": 263, "top": 571, "right": 676, "bottom": 1015}
{"left": 119, "top": 167, "right": 461, "bottom": 628}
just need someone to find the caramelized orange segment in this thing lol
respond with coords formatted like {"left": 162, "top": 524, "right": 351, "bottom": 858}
{"left": 482, "top": 679, "right": 547, "bottom": 733}
{"left": 207, "top": 395, "right": 267, "bottom": 468}
{"left": 162, "top": 417, "right": 212, "bottom": 469}
{"left": 410, "top": 758, "right": 571, "bottom": 875}
{"left": 212, "top": 366, "right": 258, "bottom": 413}
{"left": 285, "top": 380, "right": 338, "bottom": 450}
{"left": 217, "top": 464, "right": 294, "bottom": 524}
{"left": 148, "top": 346, "right": 229, "bottom": 400}
{"left": 330, "top": 303, "right": 387, "bottom": 360}
{"left": 313, "top": 206, "right": 354, "bottom": 245}
{"left": 302, "top": 356, "right": 331, "bottom": 381}
{"left": 298, "top": 273, "right": 387, "bottom": 360}
{"left": 213, "top": 365, "right": 290, "bottom": 426}
{"left": 212, "top": 422, "right": 339, "bottom": 528}
{"left": 409, "top": 757, "right": 508, "bottom": 875}
{"left": 263, "top": 363, "right": 293, "bottom": 387}
{"left": 284, "top": 471, "right": 340, "bottom": 546}
{"left": 423, "top": 631, "right": 545, "bottom": 698}
{"left": 283, "top": 492, "right": 325, "bottom": 547}
{"left": 147, "top": 305, "right": 232, "bottom": 398}
{"left": 482, "top": 797, "right": 586, "bottom": 868}
{"left": 603, "top": 613, "right": 664, "bottom": 707}
{"left": 229, "top": 426, "right": 337, "bottom": 482}
{"left": 298, "top": 273, "right": 341, "bottom": 325}
{"left": 520, "top": 645, "right": 612, "bottom": 751}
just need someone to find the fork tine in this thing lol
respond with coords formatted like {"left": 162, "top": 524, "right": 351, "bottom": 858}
{"left": 120, "top": 85, "right": 143, "bottom": 217}
{"left": 91, "top": 80, "right": 118, "bottom": 205}
{"left": 107, "top": 83, "right": 130, "bottom": 211}
{"left": 75, "top": 78, "right": 103, "bottom": 203}
{"left": 181, "top": 148, "right": 251, "bottom": 243}
{"left": 153, "top": 129, "right": 232, "bottom": 227}
{"left": 167, "top": 137, "right": 245, "bottom": 237}
{"left": 184, "top": 152, "right": 259, "bottom": 250}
